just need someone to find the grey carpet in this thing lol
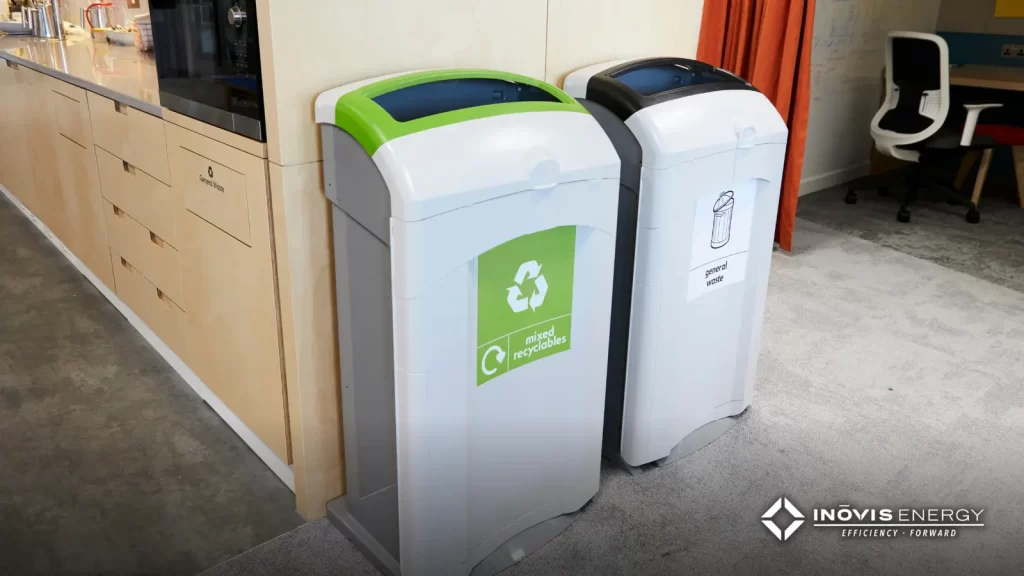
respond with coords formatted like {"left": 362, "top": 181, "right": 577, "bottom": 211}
{"left": 201, "top": 219, "right": 1024, "bottom": 576}
{"left": 0, "top": 192, "right": 302, "bottom": 575}
{"left": 798, "top": 180, "right": 1024, "bottom": 294}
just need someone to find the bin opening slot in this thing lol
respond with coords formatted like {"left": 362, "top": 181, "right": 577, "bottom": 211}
{"left": 612, "top": 64, "right": 738, "bottom": 96}
{"left": 372, "top": 78, "right": 560, "bottom": 122}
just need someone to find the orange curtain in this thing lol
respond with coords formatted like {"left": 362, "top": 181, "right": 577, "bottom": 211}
{"left": 697, "top": 0, "right": 816, "bottom": 251}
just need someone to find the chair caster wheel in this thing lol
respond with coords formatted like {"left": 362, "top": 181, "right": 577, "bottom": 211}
{"left": 897, "top": 207, "right": 911, "bottom": 223}
{"left": 966, "top": 208, "right": 980, "bottom": 224}
{"left": 844, "top": 190, "right": 858, "bottom": 205}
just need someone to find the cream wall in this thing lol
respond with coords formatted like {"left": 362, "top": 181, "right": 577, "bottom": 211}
{"left": 544, "top": 0, "right": 705, "bottom": 85}
{"left": 938, "top": 0, "right": 1024, "bottom": 35}
{"left": 258, "top": 0, "right": 549, "bottom": 168}
{"left": 258, "top": 0, "right": 706, "bottom": 168}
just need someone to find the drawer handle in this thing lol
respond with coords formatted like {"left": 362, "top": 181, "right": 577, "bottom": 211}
{"left": 120, "top": 257, "right": 134, "bottom": 272}
{"left": 5, "top": 61, "right": 18, "bottom": 70}
{"left": 149, "top": 231, "right": 165, "bottom": 248}
{"left": 114, "top": 101, "right": 129, "bottom": 115}
{"left": 112, "top": 205, "right": 123, "bottom": 217}
{"left": 122, "top": 161, "right": 135, "bottom": 175}
{"left": 156, "top": 288, "right": 170, "bottom": 303}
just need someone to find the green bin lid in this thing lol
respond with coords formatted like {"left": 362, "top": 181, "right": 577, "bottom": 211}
{"left": 316, "top": 69, "right": 588, "bottom": 156}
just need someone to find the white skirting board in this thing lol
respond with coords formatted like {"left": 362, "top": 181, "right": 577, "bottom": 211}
{"left": 0, "top": 184, "right": 296, "bottom": 492}
{"left": 799, "top": 163, "right": 871, "bottom": 197}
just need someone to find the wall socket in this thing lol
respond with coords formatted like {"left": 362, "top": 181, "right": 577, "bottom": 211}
{"left": 1002, "top": 44, "right": 1024, "bottom": 58}
{"left": 126, "top": 0, "right": 140, "bottom": 8}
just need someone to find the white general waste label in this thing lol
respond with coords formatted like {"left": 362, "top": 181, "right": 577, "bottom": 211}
{"left": 687, "top": 180, "right": 756, "bottom": 301}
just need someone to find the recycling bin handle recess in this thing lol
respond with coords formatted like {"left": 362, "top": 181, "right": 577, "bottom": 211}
{"left": 607, "top": 57, "right": 719, "bottom": 77}
{"left": 330, "top": 69, "right": 587, "bottom": 156}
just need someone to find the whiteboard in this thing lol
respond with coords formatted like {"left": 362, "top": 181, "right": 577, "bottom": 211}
{"left": 800, "top": 0, "right": 941, "bottom": 195}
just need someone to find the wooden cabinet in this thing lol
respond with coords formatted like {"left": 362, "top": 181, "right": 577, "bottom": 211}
{"left": 111, "top": 250, "right": 189, "bottom": 360}
{"left": 96, "top": 146, "right": 180, "bottom": 247}
{"left": 0, "top": 61, "right": 21, "bottom": 193}
{"left": 179, "top": 147, "right": 252, "bottom": 246}
{"left": 2, "top": 57, "right": 298, "bottom": 504}
{"left": 0, "top": 63, "right": 42, "bottom": 214}
{"left": 55, "top": 134, "right": 115, "bottom": 289}
{"left": 50, "top": 82, "right": 93, "bottom": 149}
{"left": 166, "top": 121, "right": 290, "bottom": 462}
{"left": 103, "top": 200, "right": 184, "bottom": 307}
{"left": 87, "top": 91, "right": 170, "bottom": 185}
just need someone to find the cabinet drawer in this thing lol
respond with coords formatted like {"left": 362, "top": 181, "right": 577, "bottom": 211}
{"left": 112, "top": 250, "right": 188, "bottom": 360}
{"left": 96, "top": 146, "right": 179, "bottom": 247}
{"left": 87, "top": 92, "right": 170, "bottom": 184}
{"left": 180, "top": 147, "right": 252, "bottom": 246}
{"left": 165, "top": 122, "right": 268, "bottom": 248}
{"left": 103, "top": 200, "right": 184, "bottom": 307}
{"left": 50, "top": 88, "right": 91, "bottom": 148}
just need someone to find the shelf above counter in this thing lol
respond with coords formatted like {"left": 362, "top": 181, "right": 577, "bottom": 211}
{"left": 0, "top": 34, "right": 160, "bottom": 116}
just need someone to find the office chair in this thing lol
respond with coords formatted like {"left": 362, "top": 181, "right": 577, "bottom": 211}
{"left": 846, "top": 32, "right": 1001, "bottom": 223}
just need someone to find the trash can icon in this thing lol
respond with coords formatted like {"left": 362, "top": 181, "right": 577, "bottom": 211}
{"left": 711, "top": 190, "right": 735, "bottom": 249}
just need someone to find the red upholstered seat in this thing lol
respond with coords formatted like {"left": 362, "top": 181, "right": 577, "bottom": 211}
{"left": 973, "top": 124, "right": 1024, "bottom": 146}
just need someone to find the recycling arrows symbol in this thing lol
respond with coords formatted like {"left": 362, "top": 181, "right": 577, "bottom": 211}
{"left": 481, "top": 345, "right": 506, "bottom": 376}
{"left": 506, "top": 260, "right": 547, "bottom": 313}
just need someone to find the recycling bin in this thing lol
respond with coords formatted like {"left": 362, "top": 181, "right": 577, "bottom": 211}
{"left": 564, "top": 58, "right": 789, "bottom": 469}
{"left": 315, "top": 70, "right": 620, "bottom": 576}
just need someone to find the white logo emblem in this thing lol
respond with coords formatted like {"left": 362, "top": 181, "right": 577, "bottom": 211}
{"left": 506, "top": 260, "right": 547, "bottom": 313}
{"left": 480, "top": 344, "right": 505, "bottom": 376}
{"left": 762, "top": 497, "right": 805, "bottom": 541}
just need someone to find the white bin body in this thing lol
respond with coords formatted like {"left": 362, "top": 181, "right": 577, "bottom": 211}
{"left": 619, "top": 90, "right": 788, "bottom": 467}
{"left": 378, "top": 112, "right": 619, "bottom": 574}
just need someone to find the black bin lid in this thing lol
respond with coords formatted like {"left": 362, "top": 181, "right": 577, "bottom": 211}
{"left": 584, "top": 57, "right": 757, "bottom": 121}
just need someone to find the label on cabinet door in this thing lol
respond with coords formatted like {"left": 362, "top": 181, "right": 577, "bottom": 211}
{"left": 181, "top": 148, "right": 252, "bottom": 246}
{"left": 476, "top": 226, "right": 576, "bottom": 386}
{"left": 687, "top": 180, "right": 756, "bottom": 301}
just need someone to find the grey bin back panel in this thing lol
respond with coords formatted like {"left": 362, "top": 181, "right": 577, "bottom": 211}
{"left": 322, "top": 125, "right": 400, "bottom": 562}
{"left": 578, "top": 100, "right": 641, "bottom": 457}
{"left": 323, "top": 125, "right": 392, "bottom": 245}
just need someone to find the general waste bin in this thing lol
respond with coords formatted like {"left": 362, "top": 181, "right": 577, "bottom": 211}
{"left": 564, "top": 58, "right": 789, "bottom": 469}
{"left": 314, "top": 70, "right": 620, "bottom": 576}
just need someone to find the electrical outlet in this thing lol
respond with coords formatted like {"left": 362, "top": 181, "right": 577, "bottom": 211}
{"left": 127, "top": 0, "right": 140, "bottom": 8}
{"left": 1002, "top": 44, "right": 1024, "bottom": 58}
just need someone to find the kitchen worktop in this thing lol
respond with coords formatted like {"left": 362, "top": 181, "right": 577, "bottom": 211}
{"left": 0, "top": 34, "right": 160, "bottom": 115}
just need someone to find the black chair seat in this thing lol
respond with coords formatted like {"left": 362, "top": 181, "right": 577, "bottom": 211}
{"left": 878, "top": 109, "right": 934, "bottom": 134}
{"left": 901, "top": 129, "right": 996, "bottom": 152}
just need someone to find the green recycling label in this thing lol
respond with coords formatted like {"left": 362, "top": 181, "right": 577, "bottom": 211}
{"left": 476, "top": 226, "right": 576, "bottom": 386}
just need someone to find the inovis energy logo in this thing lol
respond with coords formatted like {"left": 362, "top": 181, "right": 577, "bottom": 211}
{"left": 476, "top": 226, "right": 576, "bottom": 386}
{"left": 761, "top": 497, "right": 985, "bottom": 541}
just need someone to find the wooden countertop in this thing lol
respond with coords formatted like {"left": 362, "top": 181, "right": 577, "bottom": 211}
{"left": 0, "top": 34, "right": 161, "bottom": 115}
{"left": 950, "top": 64, "right": 1024, "bottom": 92}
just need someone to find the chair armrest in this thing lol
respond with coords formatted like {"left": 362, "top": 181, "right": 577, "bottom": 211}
{"left": 962, "top": 103, "right": 1004, "bottom": 146}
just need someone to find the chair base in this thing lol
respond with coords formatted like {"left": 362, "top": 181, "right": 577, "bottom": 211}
{"left": 846, "top": 160, "right": 981, "bottom": 224}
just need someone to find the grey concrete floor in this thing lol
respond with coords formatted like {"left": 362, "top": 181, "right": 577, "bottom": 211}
{"left": 0, "top": 191, "right": 303, "bottom": 575}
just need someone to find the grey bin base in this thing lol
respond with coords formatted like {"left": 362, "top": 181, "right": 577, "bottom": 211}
{"left": 615, "top": 412, "right": 745, "bottom": 476}
{"left": 328, "top": 496, "right": 401, "bottom": 576}
{"left": 469, "top": 507, "right": 587, "bottom": 576}
{"left": 330, "top": 496, "right": 588, "bottom": 576}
